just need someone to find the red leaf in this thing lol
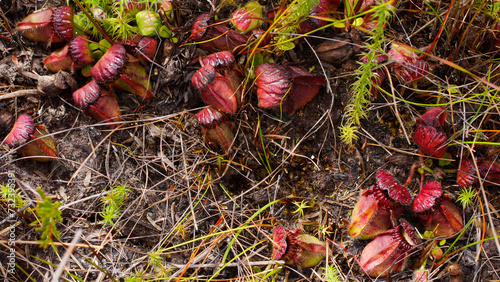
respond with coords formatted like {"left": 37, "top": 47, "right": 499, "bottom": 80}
{"left": 376, "top": 170, "right": 412, "bottom": 205}
{"left": 411, "top": 181, "right": 442, "bottom": 213}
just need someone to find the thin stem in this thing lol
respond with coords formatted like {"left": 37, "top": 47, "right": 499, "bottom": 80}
{"left": 73, "top": 0, "right": 114, "bottom": 43}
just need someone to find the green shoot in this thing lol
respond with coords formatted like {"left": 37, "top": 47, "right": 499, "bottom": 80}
{"left": 0, "top": 183, "right": 26, "bottom": 209}
{"left": 103, "top": 15, "right": 138, "bottom": 41}
{"left": 292, "top": 199, "right": 312, "bottom": 218}
{"left": 271, "top": 0, "right": 319, "bottom": 51}
{"left": 321, "top": 262, "right": 343, "bottom": 282}
{"left": 316, "top": 224, "right": 333, "bottom": 240}
{"left": 457, "top": 187, "right": 477, "bottom": 209}
{"left": 31, "top": 188, "right": 62, "bottom": 249}
{"left": 148, "top": 250, "right": 174, "bottom": 278}
{"left": 101, "top": 184, "right": 130, "bottom": 226}
{"left": 341, "top": 2, "right": 395, "bottom": 145}
{"left": 339, "top": 121, "right": 359, "bottom": 146}
{"left": 148, "top": 250, "right": 163, "bottom": 268}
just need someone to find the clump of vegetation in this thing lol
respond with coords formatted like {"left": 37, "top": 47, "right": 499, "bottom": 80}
{"left": 73, "top": 0, "right": 175, "bottom": 41}
{"left": 457, "top": 186, "right": 477, "bottom": 209}
{"left": 341, "top": 1, "right": 395, "bottom": 145}
{"left": 31, "top": 188, "right": 62, "bottom": 249}
{"left": 101, "top": 184, "right": 130, "bottom": 226}
{"left": 271, "top": 0, "right": 319, "bottom": 51}
{"left": 0, "top": 183, "right": 26, "bottom": 209}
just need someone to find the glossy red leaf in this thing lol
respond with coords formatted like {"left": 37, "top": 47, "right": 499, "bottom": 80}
{"left": 73, "top": 80, "right": 101, "bottom": 109}
{"left": 202, "top": 51, "right": 235, "bottom": 68}
{"left": 457, "top": 159, "right": 500, "bottom": 187}
{"left": 17, "top": 8, "right": 64, "bottom": 43}
{"left": 360, "top": 222, "right": 418, "bottom": 277}
{"left": 271, "top": 225, "right": 288, "bottom": 260}
{"left": 255, "top": 63, "right": 324, "bottom": 113}
{"left": 196, "top": 106, "right": 234, "bottom": 152}
{"left": 68, "top": 35, "right": 94, "bottom": 66}
{"left": 348, "top": 185, "right": 404, "bottom": 239}
{"left": 416, "top": 107, "right": 447, "bottom": 129}
{"left": 200, "top": 74, "right": 240, "bottom": 114}
{"left": 83, "top": 90, "right": 122, "bottom": 128}
{"left": 394, "top": 59, "right": 429, "bottom": 83}
{"left": 44, "top": 44, "right": 78, "bottom": 72}
{"left": 411, "top": 181, "right": 443, "bottom": 213}
{"left": 191, "top": 13, "right": 248, "bottom": 52}
{"left": 51, "top": 6, "right": 74, "bottom": 41}
{"left": 271, "top": 226, "right": 326, "bottom": 269}
{"left": 90, "top": 44, "right": 127, "bottom": 84}
{"left": 136, "top": 37, "right": 157, "bottom": 63}
{"left": 192, "top": 65, "right": 216, "bottom": 90}
{"left": 413, "top": 126, "right": 447, "bottom": 158}
{"left": 376, "top": 170, "right": 412, "bottom": 205}
{"left": 230, "top": 2, "right": 263, "bottom": 34}
{"left": 5, "top": 114, "right": 35, "bottom": 147}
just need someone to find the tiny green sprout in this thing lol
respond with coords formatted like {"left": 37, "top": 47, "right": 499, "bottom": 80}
{"left": 148, "top": 250, "right": 163, "bottom": 267}
{"left": 101, "top": 184, "right": 130, "bottom": 226}
{"left": 0, "top": 184, "right": 26, "bottom": 209}
{"left": 457, "top": 186, "right": 477, "bottom": 209}
{"left": 340, "top": 123, "right": 359, "bottom": 146}
{"left": 32, "top": 188, "right": 62, "bottom": 249}
{"left": 316, "top": 224, "right": 333, "bottom": 240}
{"left": 321, "top": 262, "right": 343, "bottom": 282}
{"left": 292, "top": 200, "right": 312, "bottom": 218}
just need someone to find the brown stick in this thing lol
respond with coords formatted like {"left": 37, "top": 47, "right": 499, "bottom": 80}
{"left": 0, "top": 89, "right": 41, "bottom": 100}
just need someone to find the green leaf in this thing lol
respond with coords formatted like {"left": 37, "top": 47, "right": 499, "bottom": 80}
{"left": 32, "top": 188, "right": 62, "bottom": 248}
{"left": 438, "top": 152, "right": 452, "bottom": 166}
{"left": 277, "top": 41, "right": 295, "bottom": 51}
{"left": 159, "top": 25, "right": 172, "bottom": 38}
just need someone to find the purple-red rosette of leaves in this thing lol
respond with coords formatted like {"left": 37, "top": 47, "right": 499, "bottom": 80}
{"left": 192, "top": 51, "right": 243, "bottom": 114}
{"left": 255, "top": 63, "right": 324, "bottom": 114}
{"left": 413, "top": 107, "right": 448, "bottom": 158}
{"left": 457, "top": 159, "right": 500, "bottom": 187}
{"left": 271, "top": 225, "right": 326, "bottom": 269}
{"left": 196, "top": 106, "right": 234, "bottom": 152}
{"left": 17, "top": 8, "right": 64, "bottom": 43}
{"left": 190, "top": 13, "right": 248, "bottom": 52}
{"left": 73, "top": 80, "right": 122, "bottom": 127}
{"left": 360, "top": 220, "right": 420, "bottom": 277}
{"left": 90, "top": 44, "right": 128, "bottom": 84}
{"left": 348, "top": 169, "right": 411, "bottom": 240}
{"left": 5, "top": 114, "right": 58, "bottom": 162}
{"left": 388, "top": 43, "right": 429, "bottom": 84}
{"left": 411, "top": 181, "right": 463, "bottom": 237}
{"left": 51, "top": 6, "right": 74, "bottom": 41}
